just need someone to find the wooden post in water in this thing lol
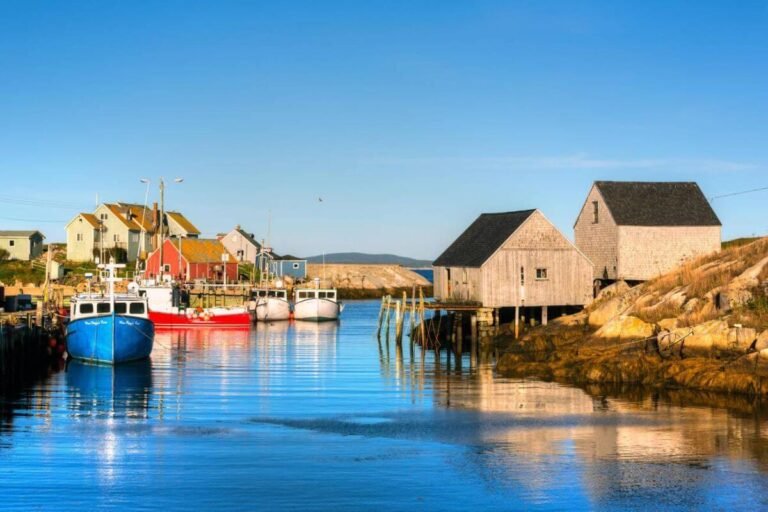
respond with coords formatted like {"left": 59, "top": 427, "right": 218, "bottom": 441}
{"left": 455, "top": 313, "right": 463, "bottom": 358}
{"left": 376, "top": 295, "right": 386, "bottom": 339}
{"left": 384, "top": 296, "right": 392, "bottom": 342}
{"left": 470, "top": 313, "right": 478, "bottom": 367}
{"left": 394, "top": 300, "right": 403, "bottom": 344}
{"left": 419, "top": 287, "right": 426, "bottom": 345}
{"left": 409, "top": 288, "right": 416, "bottom": 344}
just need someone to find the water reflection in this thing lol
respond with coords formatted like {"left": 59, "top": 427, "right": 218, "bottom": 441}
{"left": 66, "top": 360, "right": 153, "bottom": 419}
{"left": 2, "top": 302, "right": 768, "bottom": 510}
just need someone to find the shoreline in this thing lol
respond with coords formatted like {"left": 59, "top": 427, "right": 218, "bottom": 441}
{"left": 494, "top": 322, "right": 768, "bottom": 397}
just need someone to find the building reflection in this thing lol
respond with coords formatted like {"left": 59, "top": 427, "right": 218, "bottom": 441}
{"left": 372, "top": 328, "right": 768, "bottom": 499}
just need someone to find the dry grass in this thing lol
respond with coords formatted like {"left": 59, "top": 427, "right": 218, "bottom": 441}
{"left": 645, "top": 238, "right": 768, "bottom": 300}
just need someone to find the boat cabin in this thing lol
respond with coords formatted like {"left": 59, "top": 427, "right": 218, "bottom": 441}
{"left": 295, "top": 289, "right": 338, "bottom": 302}
{"left": 70, "top": 295, "right": 149, "bottom": 319}
{"left": 251, "top": 289, "right": 288, "bottom": 300}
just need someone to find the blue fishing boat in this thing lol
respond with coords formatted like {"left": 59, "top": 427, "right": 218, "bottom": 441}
{"left": 66, "top": 262, "right": 154, "bottom": 365}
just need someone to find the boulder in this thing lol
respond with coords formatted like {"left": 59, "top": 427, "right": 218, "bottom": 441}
{"left": 594, "top": 315, "right": 654, "bottom": 341}
{"left": 721, "top": 326, "right": 757, "bottom": 353}
{"left": 676, "top": 320, "right": 729, "bottom": 358}
{"left": 595, "top": 280, "right": 630, "bottom": 302}
{"left": 657, "top": 318, "right": 679, "bottom": 331}
{"left": 755, "top": 330, "right": 768, "bottom": 351}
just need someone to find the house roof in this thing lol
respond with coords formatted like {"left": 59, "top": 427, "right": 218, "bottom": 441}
{"left": 167, "top": 211, "right": 201, "bottom": 235}
{"left": 117, "top": 203, "right": 155, "bottom": 232}
{"left": 0, "top": 230, "right": 44, "bottom": 239}
{"left": 433, "top": 209, "right": 537, "bottom": 267}
{"left": 79, "top": 213, "right": 101, "bottom": 229}
{"left": 171, "top": 239, "right": 236, "bottom": 263}
{"left": 594, "top": 181, "right": 721, "bottom": 226}
{"left": 231, "top": 227, "right": 261, "bottom": 248}
{"left": 103, "top": 203, "right": 141, "bottom": 230}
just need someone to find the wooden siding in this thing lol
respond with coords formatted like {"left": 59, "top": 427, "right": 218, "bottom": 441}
{"left": 574, "top": 184, "right": 619, "bottom": 280}
{"left": 481, "top": 211, "right": 592, "bottom": 307}
{"left": 617, "top": 225, "right": 721, "bottom": 281}
{"left": 433, "top": 265, "right": 483, "bottom": 303}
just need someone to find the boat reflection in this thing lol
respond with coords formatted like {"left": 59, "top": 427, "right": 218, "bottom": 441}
{"left": 66, "top": 359, "right": 153, "bottom": 419}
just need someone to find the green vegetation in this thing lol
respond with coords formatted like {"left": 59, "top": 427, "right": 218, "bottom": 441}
{"left": 0, "top": 261, "right": 46, "bottom": 286}
{"left": 722, "top": 237, "right": 762, "bottom": 250}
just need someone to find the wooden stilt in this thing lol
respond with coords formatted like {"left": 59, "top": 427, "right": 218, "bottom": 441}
{"left": 514, "top": 305, "right": 519, "bottom": 339}
{"left": 542, "top": 305, "right": 548, "bottom": 326}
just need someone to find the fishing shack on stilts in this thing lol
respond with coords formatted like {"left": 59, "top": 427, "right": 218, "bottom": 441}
{"left": 431, "top": 209, "right": 593, "bottom": 347}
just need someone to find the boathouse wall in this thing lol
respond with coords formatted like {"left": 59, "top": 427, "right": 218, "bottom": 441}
{"left": 480, "top": 211, "right": 593, "bottom": 308}
{"left": 573, "top": 184, "right": 619, "bottom": 281}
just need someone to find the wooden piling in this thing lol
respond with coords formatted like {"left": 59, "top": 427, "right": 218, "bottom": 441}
{"left": 470, "top": 313, "right": 478, "bottom": 366}
{"left": 514, "top": 305, "right": 520, "bottom": 339}
{"left": 418, "top": 287, "right": 426, "bottom": 345}
{"left": 376, "top": 295, "right": 386, "bottom": 339}
{"left": 455, "top": 313, "right": 463, "bottom": 357}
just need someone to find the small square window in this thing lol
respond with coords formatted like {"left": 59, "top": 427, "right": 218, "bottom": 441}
{"left": 9, "top": 240, "right": 14, "bottom": 247}
{"left": 536, "top": 268, "right": 548, "bottom": 280}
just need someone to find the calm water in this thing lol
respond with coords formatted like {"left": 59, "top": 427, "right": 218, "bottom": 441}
{"left": 2, "top": 301, "right": 768, "bottom": 511}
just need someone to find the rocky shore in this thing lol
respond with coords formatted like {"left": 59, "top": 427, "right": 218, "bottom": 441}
{"left": 496, "top": 238, "right": 768, "bottom": 397}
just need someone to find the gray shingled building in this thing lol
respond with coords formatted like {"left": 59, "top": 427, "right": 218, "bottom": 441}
{"left": 574, "top": 181, "right": 721, "bottom": 283}
{"left": 433, "top": 209, "right": 593, "bottom": 320}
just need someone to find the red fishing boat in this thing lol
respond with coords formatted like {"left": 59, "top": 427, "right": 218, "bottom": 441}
{"left": 131, "top": 282, "right": 251, "bottom": 329}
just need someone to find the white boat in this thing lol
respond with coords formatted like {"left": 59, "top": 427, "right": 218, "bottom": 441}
{"left": 293, "top": 288, "right": 342, "bottom": 322}
{"left": 249, "top": 288, "right": 291, "bottom": 321}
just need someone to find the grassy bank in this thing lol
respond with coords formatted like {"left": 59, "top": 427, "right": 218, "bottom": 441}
{"left": 338, "top": 286, "right": 433, "bottom": 300}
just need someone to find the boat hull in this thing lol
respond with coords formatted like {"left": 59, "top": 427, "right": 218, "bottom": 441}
{"left": 254, "top": 298, "right": 291, "bottom": 322}
{"left": 149, "top": 308, "right": 252, "bottom": 328}
{"left": 293, "top": 298, "right": 340, "bottom": 322}
{"left": 67, "top": 315, "right": 154, "bottom": 364}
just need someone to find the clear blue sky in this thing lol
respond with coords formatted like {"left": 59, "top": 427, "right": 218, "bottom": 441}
{"left": 1, "top": 1, "right": 766, "bottom": 259}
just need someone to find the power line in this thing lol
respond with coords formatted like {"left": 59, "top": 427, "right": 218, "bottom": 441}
{"left": 710, "top": 186, "right": 768, "bottom": 201}
{"left": 0, "top": 215, "right": 68, "bottom": 224}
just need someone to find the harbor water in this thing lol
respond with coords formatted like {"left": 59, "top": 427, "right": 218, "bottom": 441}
{"left": 2, "top": 300, "right": 768, "bottom": 510}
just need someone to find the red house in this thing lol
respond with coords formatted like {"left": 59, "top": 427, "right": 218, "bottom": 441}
{"left": 145, "top": 239, "right": 239, "bottom": 282}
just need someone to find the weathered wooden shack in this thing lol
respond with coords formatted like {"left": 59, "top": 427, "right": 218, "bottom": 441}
{"left": 433, "top": 209, "right": 593, "bottom": 326}
{"left": 574, "top": 181, "right": 721, "bottom": 284}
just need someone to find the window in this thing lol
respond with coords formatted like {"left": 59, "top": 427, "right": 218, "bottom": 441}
{"left": 96, "top": 303, "right": 111, "bottom": 314}
{"left": 130, "top": 232, "right": 139, "bottom": 243}
{"left": 113, "top": 234, "right": 120, "bottom": 242}
{"left": 9, "top": 240, "right": 14, "bottom": 247}
{"left": 520, "top": 266, "right": 525, "bottom": 287}
{"left": 114, "top": 302, "right": 127, "bottom": 314}
{"left": 592, "top": 201, "right": 599, "bottom": 224}
{"left": 100, "top": 213, "right": 108, "bottom": 220}
{"left": 129, "top": 303, "right": 145, "bottom": 314}
{"left": 462, "top": 269, "right": 468, "bottom": 284}
{"left": 76, "top": 233, "right": 83, "bottom": 242}
{"left": 79, "top": 303, "right": 94, "bottom": 314}
{"left": 163, "top": 264, "right": 171, "bottom": 272}
{"left": 536, "top": 268, "right": 548, "bottom": 280}
{"left": 292, "top": 263, "right": 300, "bottom": 270}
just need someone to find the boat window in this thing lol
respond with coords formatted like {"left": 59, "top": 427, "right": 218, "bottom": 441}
{"left": 129, "top": 303, "right": 145, "bottom": 314}
{"left": 96, "top": 303, "right": 111, "bottom": 314}
{"left": 327, "top": 291, "right": 336, "bottom": 300}
{"left": 259, "top": 290, "right": 267, "bottom": 297}
{"left": 318, "top": 291, "right": 327, "bottom": 299}
{"left": 114, "top": 302, "right": 127, "bottom": 314}
{"left": 79, "top": 303, "right": 94, "bottom": 314}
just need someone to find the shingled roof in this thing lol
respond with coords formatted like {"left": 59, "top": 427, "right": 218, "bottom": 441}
{"left": 433, "top": 209, "right": 536, "bottom": 267}
{"left": 594, "top": 181, "right": 721, "bottom": 226}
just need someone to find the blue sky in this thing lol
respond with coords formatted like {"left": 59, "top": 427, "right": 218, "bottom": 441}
{"left": 1, "top": 1, "right": 766, "bottom": 259}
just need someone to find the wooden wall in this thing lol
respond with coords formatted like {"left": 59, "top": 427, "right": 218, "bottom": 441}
{"left": 480, "top": 211, "right": 593, "bottom": 307}
{"left": 574, "top": 184, "right": 619, "bottom": 281}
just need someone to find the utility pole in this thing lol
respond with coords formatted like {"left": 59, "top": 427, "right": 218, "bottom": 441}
{"left": 159, "top": 177, "right": 165, "bottom": 278}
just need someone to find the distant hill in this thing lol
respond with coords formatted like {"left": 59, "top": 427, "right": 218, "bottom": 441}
{"left": 304, "top": 252, "right": 432, "bottom": 267}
